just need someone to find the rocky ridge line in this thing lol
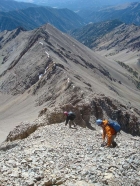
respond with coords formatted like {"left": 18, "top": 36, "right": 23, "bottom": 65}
{"left": 5, "top": 95, "right": 140, "bottom": 143}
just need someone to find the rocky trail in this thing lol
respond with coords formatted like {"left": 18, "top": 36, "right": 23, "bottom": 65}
{"left": 0, "top": 122, "right": 139, "bottom": 186}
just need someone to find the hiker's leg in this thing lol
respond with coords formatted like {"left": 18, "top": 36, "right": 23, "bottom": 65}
{"left": 112, "top": 135, "right": 116, "bottom": 143}
{"left": 69, "top": 120, "right": 72, "bottom": 128}
{"left": 112, "top": 135, "right": 117, "bottom": 147}
{"left": 72, "top": 120, "right": 76, "bottom": 127}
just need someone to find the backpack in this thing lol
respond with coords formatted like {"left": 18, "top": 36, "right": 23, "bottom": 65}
{"left": 68, "top": 111, "right": 76, "bottom": 120}
{"left": 108, "top": 119, "right": 121, "bottom": 132}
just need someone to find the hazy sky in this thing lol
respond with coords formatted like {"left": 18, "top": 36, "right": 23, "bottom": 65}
{"left": 15, "top": 0, "right": 140, "bottom": 8}
{"left": 16, "top": 0, "right": 140, "bottom": 2}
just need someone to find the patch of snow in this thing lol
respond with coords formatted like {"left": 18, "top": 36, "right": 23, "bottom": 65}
{"left": 39, "top": 42, "right": 43, "bottom": 45}
{"left": 39, "top": 74, "right": 43, "bottom": 80}
{"left": 45, "top": 51, "right": 49, "bottom": 58}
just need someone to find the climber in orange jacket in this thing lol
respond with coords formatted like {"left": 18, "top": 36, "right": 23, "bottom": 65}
{"left": 96, "top": 119, "right": 117, "bottom": 147}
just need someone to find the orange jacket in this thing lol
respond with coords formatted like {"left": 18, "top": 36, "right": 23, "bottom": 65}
{"left": 102, "top": 120, "right": 116, "bottom": 146}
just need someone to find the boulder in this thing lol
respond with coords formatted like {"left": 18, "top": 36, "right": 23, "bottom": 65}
{"left": 91, "top": 95, "right": 140, "bottom": 136}
{"left": 6, "top": 122, "right": 38, "bottom": 142}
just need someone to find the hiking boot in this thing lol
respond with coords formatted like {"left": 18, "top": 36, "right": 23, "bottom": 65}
{"left": 112, "top": 141, "right": 117, "bottom": 148}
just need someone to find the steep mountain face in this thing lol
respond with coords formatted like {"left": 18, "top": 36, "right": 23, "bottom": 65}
{"left": 0, "top": 7, "right": 85, "bottom": 32}
{"left": 0, "top": 24, "right": 139, "bottom": 100}
{"left": 70, "top": 20, "right": 140, "bottom": 72}
{"left": 0, "top": 0, "right": 37, "bottom": 12}
{"left": 78, "top": 2, "right": 140, "bottom": 25}
{"left": 0, "top": 23, "right": 140, "bottom": 143}
{"left": 70, "top": 20, "right": 140, "bottom": 52}
{"left": 92, "top": 24, "right": 140, "bottom": 52}
{"left": 70, "top": 20, "right": 123, "bottom": 48}
{"left": 91, "top": 23, "right": 140, "bottom": 67}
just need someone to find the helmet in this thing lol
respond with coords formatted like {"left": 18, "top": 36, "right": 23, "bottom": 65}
{"left": 96, "top": 119, "right": 102, "bottom": 125}
{"left": 64, "top": 111, "right": 68, "bottom": 115}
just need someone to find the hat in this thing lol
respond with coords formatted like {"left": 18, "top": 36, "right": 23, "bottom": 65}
{"left": 96, "top": 119, "right": 102, "bottom": 125}
{"left": 64, "top": 111, "right": 68, "bottom": 115}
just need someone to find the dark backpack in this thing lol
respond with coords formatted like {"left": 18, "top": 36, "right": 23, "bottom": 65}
{"left": 108, "top": 119, "right": 121, "bottom": 132}
{"left": 68, "top": 111, "right": 76, "bottom": 120}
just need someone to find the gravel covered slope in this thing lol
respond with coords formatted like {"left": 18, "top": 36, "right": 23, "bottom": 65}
{"left": 0, "top": 123, "right": 139, "bottom": 186}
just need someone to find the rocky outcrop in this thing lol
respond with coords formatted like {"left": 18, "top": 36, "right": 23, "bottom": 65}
{"left": 45, "top": 107, "right": 65, "bottom": 125}
{"left": 6, "top": 94, "right": 140, "bottom": 143}
{"left": 5, "top": 116, "right": 49, "bottom": 142}
{"left": 38, "top": 108, "right": 47, "bottom": 117}
{"left": 91, "top": 95, "right": 140, "bottom": 136}
{"left": 5, "top": 102, "right": 92, "bottom": 142}
{"left": 39, "top": 95, "right": 140, "bottom": 136}
{"left": 38, "top": 104, "right": 90, "bottom": 128}
{"left": 61, "top": 104, "right": 87, "bottom": 128}
{"left": 6, "top": 122, "right": 38, "bottom": 142}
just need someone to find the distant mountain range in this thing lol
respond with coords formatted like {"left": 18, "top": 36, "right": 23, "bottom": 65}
{"left": 0, "top": 6, "right": 85, "bottom": 32}
{"left": 0, "top": 1, "right": 140, "bottom": 34}
{"left": 0, "top": 0, "right": 37, "bottom": 12}
{"left": 78, "top": 2, "right": 140, "bottom": 25}
{"left": 15, "top": 0, "right": 140, "bottom": 10}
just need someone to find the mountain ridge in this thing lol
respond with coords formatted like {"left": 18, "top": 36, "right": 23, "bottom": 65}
{"left": 78, "top": 2, "right": 140, "bottom": 26}
{"left": 70, "top": 20, "right": 140, "bottom": 72}
{"left": 0, "top": 0, "right": 37, "bottom": 12}
{"left": 70, "top": 20, "right": 123, "bottom": 48}
{"left": 1, "top": 24, "right": 139, "bottom": 97}
{"left": 0, "top": 6, "right": 85, "bottom": 32}
{"left": 15, "top": 0, "right": 140, "bottom": 10}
